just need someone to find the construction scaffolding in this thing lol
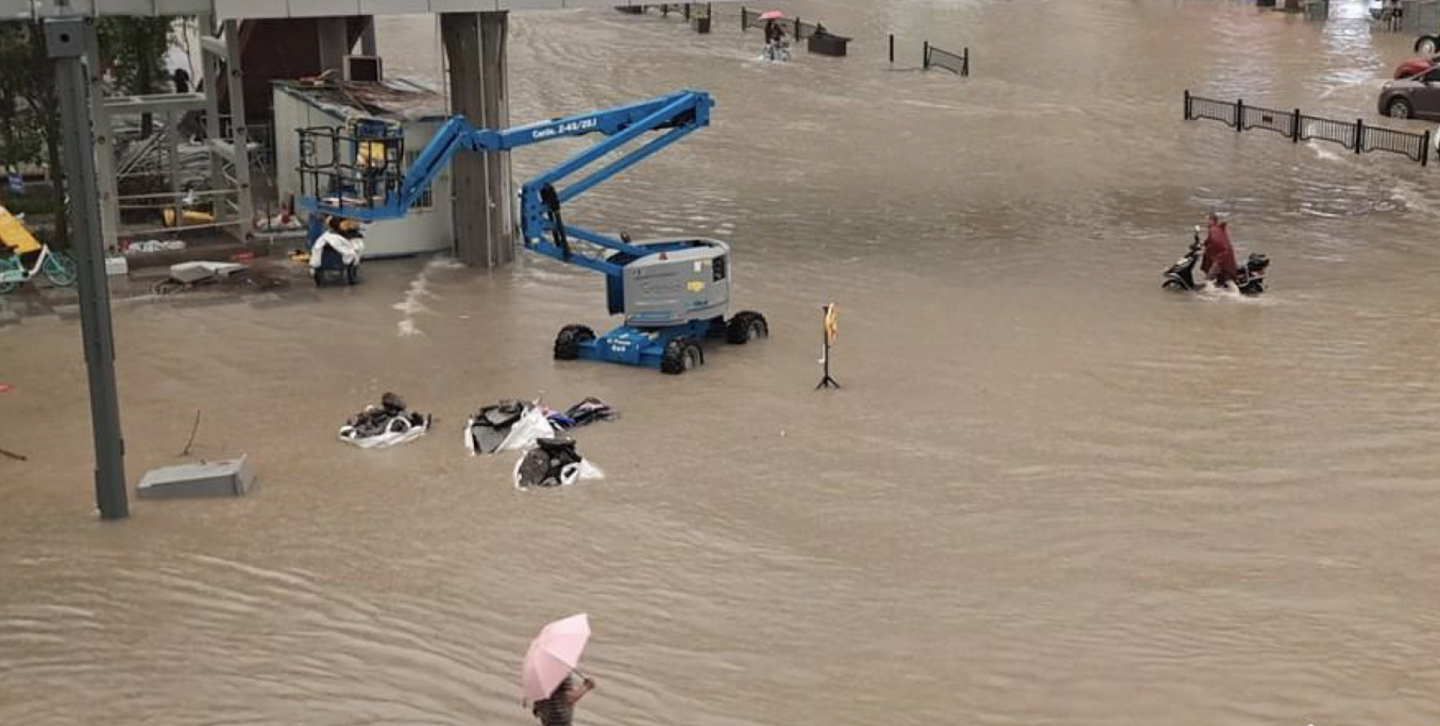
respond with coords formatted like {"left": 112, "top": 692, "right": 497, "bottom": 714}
{"left": 91, "top": 17, "right": 254, "bottom": 249}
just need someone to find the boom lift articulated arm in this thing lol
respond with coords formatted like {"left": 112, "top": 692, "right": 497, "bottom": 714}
{"left": 298, "top": 90, "right": 713, "bottom": 280}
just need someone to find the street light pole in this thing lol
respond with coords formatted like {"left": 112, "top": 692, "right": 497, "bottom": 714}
{"left": 46, "top": 14, "right": 129, "bottom": 520}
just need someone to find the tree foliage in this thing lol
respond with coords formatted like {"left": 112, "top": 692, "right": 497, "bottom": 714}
{"left": 97, "top": 17, "right": 172, "bottom": 96}
{"left": 0, "top": 17, "right": 175, "bottom": 245}
{"left": 0, "top": 22, "right": 51, "bottom": 170}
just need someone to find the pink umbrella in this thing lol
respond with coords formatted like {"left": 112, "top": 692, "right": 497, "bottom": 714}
{"left": 522, "top": 613, "right": 591, "bottom": 703}
{"left": 759, "top": 10, "right": 785, "bottom": 20}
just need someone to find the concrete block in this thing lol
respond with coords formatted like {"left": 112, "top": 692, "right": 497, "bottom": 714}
{"left": 137, "top": 454, "right": 256, "bottom": 500}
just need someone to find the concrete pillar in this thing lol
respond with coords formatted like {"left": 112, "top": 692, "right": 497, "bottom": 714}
{"left": 316, "top": 17, "right": 350, "bottom": 74}
{"left": 360, "top": 18, "right": 378, "bottom": 57}
{"left": 440, "top": 11, "right": 513, "bottom": 268}
{"left": 479, "top": 11, "right": 513, "bottom": 266}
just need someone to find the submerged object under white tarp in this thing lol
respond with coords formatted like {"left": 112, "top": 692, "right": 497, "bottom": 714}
{"left": 168, "top": 261, "right": 247, "bottom": 285}
{"left": 339, "top": 393, "right": 431, "bottom": 449}
{"left": 137, "top": 454, "right": 255, "bottom": 499}
{"left": 512, "top": 437, "right": 604, "bottom": 490}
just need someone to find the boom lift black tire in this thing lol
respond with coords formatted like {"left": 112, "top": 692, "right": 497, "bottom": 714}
{"left": 661, "top": 338, "right": 704, "bottom": 374}
{"left": 554, "top": 324, "right": 596, "bottom": 360}
{"left": 725, "top": 311, "right": 769, "bottom": 344}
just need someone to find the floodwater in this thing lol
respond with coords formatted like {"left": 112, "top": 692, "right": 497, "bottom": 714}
{"left": 5, "top": 1, "right": 1440, "bottom": 724}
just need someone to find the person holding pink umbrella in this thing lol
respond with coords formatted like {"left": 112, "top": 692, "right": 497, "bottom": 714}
{"left": 523, "top": 613, "right": 598, "bottom": 726}
{"left": 761, "top": 10, "right": 789, "bottom": 62}
{"left": 531, "top": 672, "right": 596, "bottom": 726}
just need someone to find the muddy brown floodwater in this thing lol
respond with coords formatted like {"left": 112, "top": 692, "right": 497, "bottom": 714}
{"left": 5, "top": 1, "right": 1440, "bottom": 724}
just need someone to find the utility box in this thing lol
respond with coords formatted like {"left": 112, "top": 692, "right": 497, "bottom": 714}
{"left": 1304, "top": 0, "right": 1329, "bottom": 20}
{"left": 138, "top": 455, "right": 255, "bottom": 499}
{"left": 809, "top": 32, "right": 850, "bottom": 56}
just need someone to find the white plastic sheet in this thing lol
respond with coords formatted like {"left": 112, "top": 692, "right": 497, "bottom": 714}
{"left": 465, "top": 404, "right": 555, "bottom": 455}
{"left": 512, "top": 455, "right": 605, "bottom": 490}
{"left": 339, "top": 415, "right": 429, "bottom": 449}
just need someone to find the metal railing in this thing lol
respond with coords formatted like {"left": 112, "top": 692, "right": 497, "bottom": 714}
{"left": 923, "top": 42, "right": 970, "bottom": 77}
{"left": 296, "top": 126, "right": 406, "bottom": 213}
{"left": 1183, "top": 90, "right": 1430, "bottom": 166}
{"left": 886, "top": 35, "right": 971, "bottom": 77}
{"left": 1298, "top": 114, "right": 1358, "bottom": 149}
{"left": 1241, "top": 103, "right": 1295, "bottom": 137}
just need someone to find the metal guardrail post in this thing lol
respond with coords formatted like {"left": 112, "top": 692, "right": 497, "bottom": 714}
{"left": 889, "top": 34, "right": 894, "bottom": 64}
{"left": 1235, "top": 99, "right": 1245, "bottom": 132}
{"left": 923, "top": 40, "right": 930, "bottom": 69}
{"left": 1355, "top": 118, "right": 1365, "bottom": 153}
{"left": 1423, "top": 130, "right": 1431, "bottom": 167}
{"left": 963, "top": 47, "right": 970, "bottom": 77}
{"left": 1183, "top": 89, "right": 1191, "bottom": 120}
{"left": 1291, "top": 108, "right": 1301, "bottom": 143}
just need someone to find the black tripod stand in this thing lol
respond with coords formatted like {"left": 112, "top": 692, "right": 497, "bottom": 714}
{"left": 816, "top": 304, "right": 840, "bottom": 390}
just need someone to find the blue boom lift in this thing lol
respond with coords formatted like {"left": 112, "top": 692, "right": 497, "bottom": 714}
{"left": 295, "top": 90, "right": 767, "bottom": 374}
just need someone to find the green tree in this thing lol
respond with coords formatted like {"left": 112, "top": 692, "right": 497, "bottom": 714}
{"left": 0, "top": 21, "right": 66, "bottom": 245}
{"left": 97, "top": 17, "right": 173, "bottom": 138}
{"left": 0, "top": 17, "right": 175, "bottom": 246}
{"left": 0, "top": 24, "right": 43, "bottom": 171}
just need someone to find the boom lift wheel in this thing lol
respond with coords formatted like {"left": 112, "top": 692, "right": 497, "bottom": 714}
{"left": 661, "top": 338, "right": 704, "bottom": 374}
{"left": 554, "top": 324, "right": 596, "bottom": 360}
{"left": 725, "top": 311, "right": 769, "bottom": 344}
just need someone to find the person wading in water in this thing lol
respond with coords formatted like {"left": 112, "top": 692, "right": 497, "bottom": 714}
{"left": 531, "top": 671, "right": 596, "bottom": 726}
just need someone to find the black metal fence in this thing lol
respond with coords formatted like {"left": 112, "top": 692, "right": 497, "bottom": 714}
{"left": 923, "top": 42, "right": 970, "bottom": 76}
{"left": 886, "top": 35, "right": 970, "bottom": 77}
{"left": 741, "top": 7, "right": 821, "bottom": 39}
{"left": 1184, "top": 90, "right": 1431, "bottom": 166}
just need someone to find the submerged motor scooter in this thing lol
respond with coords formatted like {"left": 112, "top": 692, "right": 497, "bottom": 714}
{"left": 1162, "top": 226, "right": 1269, "bottom": 296}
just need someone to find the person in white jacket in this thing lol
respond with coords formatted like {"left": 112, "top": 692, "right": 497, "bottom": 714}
{"left": 310, "top": 215, "right": 364, "bottom": 285}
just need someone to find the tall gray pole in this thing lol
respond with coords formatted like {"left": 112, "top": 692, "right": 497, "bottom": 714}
{"left": 47, "top": 16, "right": 129, "bottom": 520}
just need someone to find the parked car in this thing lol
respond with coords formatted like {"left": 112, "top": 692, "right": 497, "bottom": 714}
{"left": 1379, "top": 66, "right": 1440, "bottom": 119}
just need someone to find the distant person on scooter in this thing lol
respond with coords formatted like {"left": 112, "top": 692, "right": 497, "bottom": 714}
{"left": 1200, "top": 212, "right": 1238, "bottom": 291}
